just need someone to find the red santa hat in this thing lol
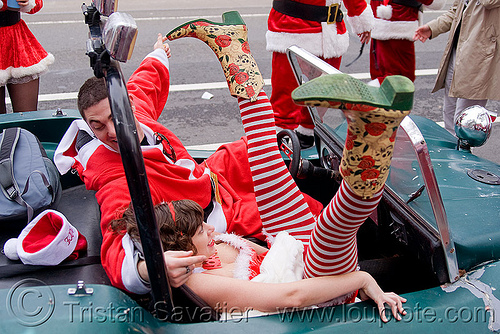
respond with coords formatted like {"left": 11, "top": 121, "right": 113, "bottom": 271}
{"left": 377, "top": 0, "right": 393, "bottom": 20}
{"left": 3, "top": 210, "right": 87, "bottom": 265}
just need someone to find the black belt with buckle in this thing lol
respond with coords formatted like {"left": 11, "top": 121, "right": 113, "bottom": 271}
{"left": 273, "top": 0, "right": 343, "bottom": 24}
{"left": 0, "top": 11, "right": 21, "bottom": 27}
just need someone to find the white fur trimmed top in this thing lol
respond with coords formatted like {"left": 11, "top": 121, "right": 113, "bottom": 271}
{"left": 214, "top": 233, "right": 257, "bottom": 280}
{"left": 213, "top": 232, "right": 305, "bottom": 283}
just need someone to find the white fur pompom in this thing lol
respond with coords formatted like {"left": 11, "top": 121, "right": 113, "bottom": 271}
{"left": 4, "top": 238, "right": 19, "bottom": 261}
{"left": 377, "top": 5, "right": 393, "bottom": 20}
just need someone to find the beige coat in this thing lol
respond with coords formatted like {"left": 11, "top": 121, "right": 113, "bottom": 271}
{"left": 427, "top": 0, "right": 500, "bottom": 100}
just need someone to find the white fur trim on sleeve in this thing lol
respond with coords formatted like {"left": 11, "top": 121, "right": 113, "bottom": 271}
{"left": 121, "top": 234, "right": 151, "bottom": 295}
{"left": 0, "top": 2, "right": 3, "bottom": 10}
{"left": 146, "top": 48, "right": 170, "bottom": 70}
{"left": 372, "top": 18, "right": 418, "bottom": 40}
{"left": 20, "top": 0, "right": 36, "bottom": 12}
{"left": 424, "top": 0, "right": 446, "bottom": 10}
{"left": 345, "top": 6, "right": 374, "bottom": 35}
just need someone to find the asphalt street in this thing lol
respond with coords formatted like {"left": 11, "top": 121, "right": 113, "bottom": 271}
{"left": 10, "top": 0, "right": 500, "bottom": 163}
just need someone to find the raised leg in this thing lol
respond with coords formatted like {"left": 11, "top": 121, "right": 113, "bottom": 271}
{"left": 238, "top": 93, "right": 317, "bottom": 246}
{"left": 166, "top": 11, "right": 264, "bottom": 102}
{"left": 294, "top": 74, "right": 413, "bottom": 279}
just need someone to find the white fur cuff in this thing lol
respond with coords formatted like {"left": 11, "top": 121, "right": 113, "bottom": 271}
{"left": 20, "top": 0, "right": 36, "bottom": 13}
{"left": 346, "top": 6, "right": 374, "bottom": 35}
{"left": 372, "top": 18, "right": 418, "bottom": 40}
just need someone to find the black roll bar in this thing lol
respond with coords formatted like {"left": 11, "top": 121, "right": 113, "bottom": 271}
{"left": 82, "top": 2, "right": 174, "bottom": 320}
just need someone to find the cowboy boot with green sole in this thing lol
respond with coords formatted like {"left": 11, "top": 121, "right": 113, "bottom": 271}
{"left": 166, "top": 11, "right": 264, "bottom": 102}
{"left": 292, "top": 74, "right": 414, "bottom": 199}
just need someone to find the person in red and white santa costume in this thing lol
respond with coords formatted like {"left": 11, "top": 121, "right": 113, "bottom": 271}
{"left": 54, "top": 34, "right": 323, "bottom": 295}
{"left": 266, "top": 0, "right": 373, "bottom": 147}
{"left": 0, "top": 0, "right": 54, "bottom": 113}
{"left": 369, "top": 0, "right": 445, "bottom": 85}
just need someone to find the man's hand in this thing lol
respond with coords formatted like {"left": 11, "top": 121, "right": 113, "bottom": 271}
{"left": 138, "top": 250, "right": 206, "bottom": 288}
{"left": 414, "top": 25, "right": 432, "bottom": 42}
{"left": 358, "top": 31, "right": 371, "bottom": 44}
{"left": 154, "top": 33, "right": 172, "bottom": 58}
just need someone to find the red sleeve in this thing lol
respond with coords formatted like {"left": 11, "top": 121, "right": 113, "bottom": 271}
{"left": 101, "top": 224, "right": 128, "bottom": 290}
{"left": 127, "top": 51, "right": 170, "bottom": 121}
{"left": 24, "top": 0, "right": 43, "bottom": 14}
{"left": 85, "top": 150, "right": 132, "bottom": 291}
{"left": 344, "top": 0, "right": 369, "bottom": 18}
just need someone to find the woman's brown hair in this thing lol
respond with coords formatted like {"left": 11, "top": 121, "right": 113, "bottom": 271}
{"left": 109, "top": 199, "right": 205, "bottom": 254}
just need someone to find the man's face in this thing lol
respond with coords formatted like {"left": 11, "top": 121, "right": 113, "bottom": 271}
{"left": 84, "top": 98, "right": 144, "bottom": 152}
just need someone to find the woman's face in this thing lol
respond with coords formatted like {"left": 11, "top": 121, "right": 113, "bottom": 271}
{"left": 191, "top": 222, "right": 216, "bottom": 257}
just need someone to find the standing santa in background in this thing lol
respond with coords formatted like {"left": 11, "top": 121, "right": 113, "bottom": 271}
{"left": 0, "top": 0, "right": 54, "bottom": 114}
{"left": 369, "top": 0, "right": 445, "bottom": 85}
{"left": 266, "top": 0, "right": 373, "bottom": 148}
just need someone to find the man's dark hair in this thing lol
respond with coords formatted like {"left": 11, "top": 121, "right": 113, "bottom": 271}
{"left": 77, "top": 77, "right": 108, "bottom": 119}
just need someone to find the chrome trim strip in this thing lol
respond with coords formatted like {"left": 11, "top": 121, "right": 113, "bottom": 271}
{"left": 400, "top": 117, "right": 459, "bottom": 282}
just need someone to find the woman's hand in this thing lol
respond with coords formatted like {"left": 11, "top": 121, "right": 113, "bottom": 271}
{"left": 138, "top": 250, "right": 206, "bottom": 288}
{"left": 154, "top": 33, "right": 172, "bottom": 58}
{"left": 16, "top": 0, "right": 29, "bottom": 6}
{"left": 164, "top": 250, "right": 206, "bottom": 287}
{"left": 358, "top": 272, "right": 407, "bottom": 322}
{"left": 414, "top": 25, "right": 432, "bottom": 42}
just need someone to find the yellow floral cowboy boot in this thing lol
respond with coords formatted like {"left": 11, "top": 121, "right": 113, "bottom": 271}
{"left": 166, "top": 11, "right": 264, "bottom": 102}
{"left": 292, "top": 74, "right": 414, "bottom": 199}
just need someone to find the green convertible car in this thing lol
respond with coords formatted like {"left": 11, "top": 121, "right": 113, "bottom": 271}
{"left": 1, "top": 2, "right": 499, "bottom": 333}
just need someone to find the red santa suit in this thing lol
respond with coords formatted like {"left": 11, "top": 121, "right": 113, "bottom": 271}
{"left": 369, "top": 0, "right": 445, "bottom": 84}
{"left": 54, "top": 49, "right": 322, "bottom": 294}
{"left": 266, "top": 0, "right": 373, "bottom": 136}
{"left": 0, "top": 0, "right": 54, "bottom": 86}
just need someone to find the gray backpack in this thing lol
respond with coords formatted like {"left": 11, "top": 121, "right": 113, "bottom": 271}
{"left": 0, "top": 128, "right": 61, "bottom": 223}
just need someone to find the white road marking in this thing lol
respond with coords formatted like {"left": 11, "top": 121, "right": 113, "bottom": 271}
{"left": 10, "top": 70, "right": 440, "bottom": 103}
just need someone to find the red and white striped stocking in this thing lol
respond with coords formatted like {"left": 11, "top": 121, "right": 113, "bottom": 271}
{"left": 238, "top": 92, "right": 381, "bottom": 277}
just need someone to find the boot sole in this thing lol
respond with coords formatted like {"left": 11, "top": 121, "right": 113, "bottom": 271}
{"left": 292, "top": 74, "right": 414, "bottom": 111}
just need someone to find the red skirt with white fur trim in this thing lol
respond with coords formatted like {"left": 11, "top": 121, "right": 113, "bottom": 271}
{"left": 0, "top": 20, "right": 54, "bottom": 86}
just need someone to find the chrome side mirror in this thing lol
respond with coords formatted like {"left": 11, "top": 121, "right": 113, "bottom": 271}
{"left": 92, "top": 0, "right": 118, "bottom": 16}
{"left": 102, "top": 12, "right": 138, "bottom": 63}
{"left": 454, "top": 105, "right": 493, "bottom": 148}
